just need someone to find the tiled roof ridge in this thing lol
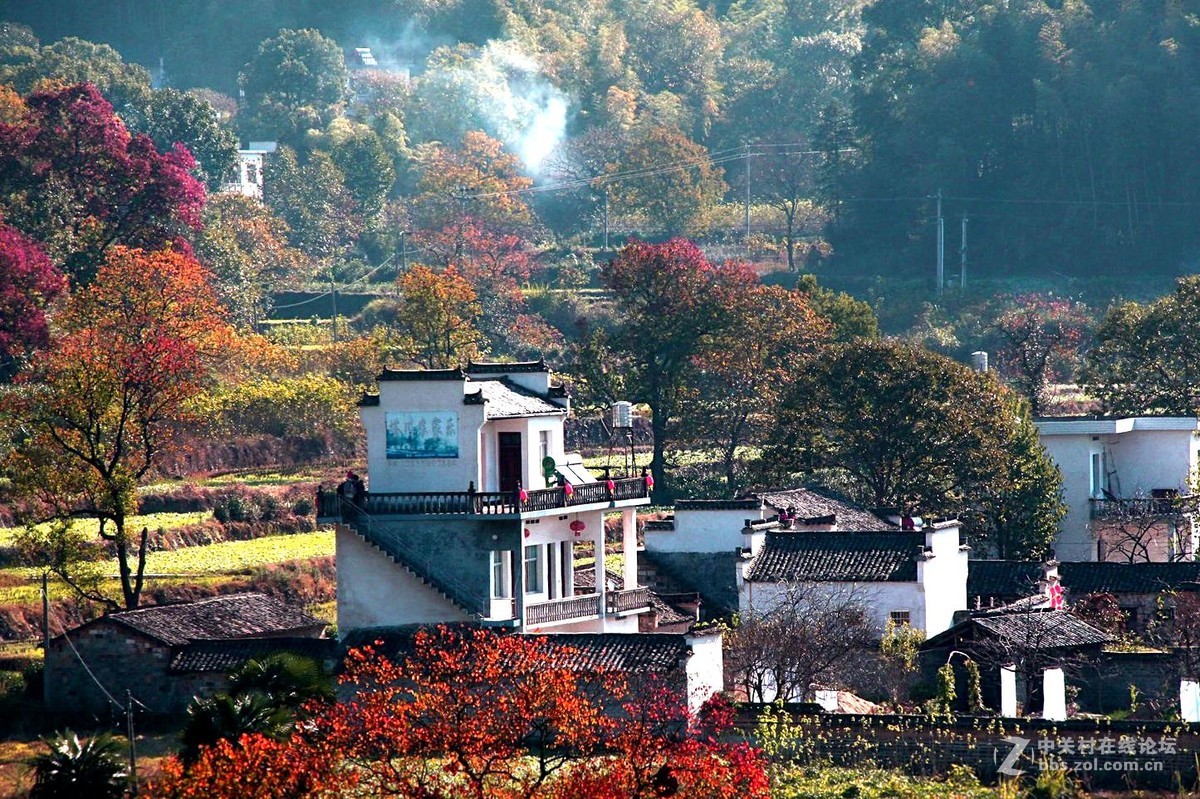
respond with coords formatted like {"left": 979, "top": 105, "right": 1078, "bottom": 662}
{"left": 466, "top": 359, "right": 549, "bottom": 374}
{"left": 377, "top": 367, "right": 466, "bottom": 381}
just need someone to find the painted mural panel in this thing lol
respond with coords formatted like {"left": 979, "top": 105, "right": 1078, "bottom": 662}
{"left": 386, "top": 412, "right": 459, "bottom": 459}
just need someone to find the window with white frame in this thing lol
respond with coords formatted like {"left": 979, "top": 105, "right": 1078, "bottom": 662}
{"left": 1090, "top": 451, "right": 1107, "bottom": 498}
{"left": 490, "top": 551, "right": 510, "bottom": 599}
{"left": 524, "top": 544, "right": 542, "bottom": 593}
{"left": 889, "top": 610, "right": 911, "bottom": 627}
{"left": 539, "top": 430, "right": 551, "bottom": 461}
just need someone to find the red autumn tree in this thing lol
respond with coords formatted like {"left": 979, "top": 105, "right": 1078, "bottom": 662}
{"left": 0, "top": 221, "right": 66, "bottom": 380}
{"left": 601, "top": 238, "right": 761, "bottom": 495}
{"left": 154, "top": 733, "right": 347, "bottom": 799}
{"left": 3, "top": 247, "right": 233, "bottom": 609}
{"left": 0, "top": 82, "right": 205, "bottom": 284}
{"left": 994, "top": 293, "right": 1091, "bottom": 415}
{"left": 321, "top": 626, "right": 616, "bottom": 799}
{"left": 150, "top": 626, "right": 769, "bottom": 799}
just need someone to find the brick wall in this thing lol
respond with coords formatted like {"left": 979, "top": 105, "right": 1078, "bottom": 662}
{"left": 44, "top": 622, "right": 227, "bottom": 715}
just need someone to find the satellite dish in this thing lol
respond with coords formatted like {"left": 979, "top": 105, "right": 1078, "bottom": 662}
{"left": 542, "top": 456, "right": 557, "bottom": 479}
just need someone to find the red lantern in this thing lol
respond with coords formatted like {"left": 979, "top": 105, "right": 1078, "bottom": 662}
{"left": 563, "top": 480, "right": 574, "bottom": 496}
{"left": 569, "top": 520, "right": 586, "bottom": 533}
{"left": 518, "top": 488, "right": 529, "bottom": 502}
{"left": 524, "top": 527, "right": 531, "bottom": 538}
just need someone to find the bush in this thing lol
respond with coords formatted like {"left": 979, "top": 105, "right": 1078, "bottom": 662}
{"left": 212, "top": 494, "right": 261, "bottom": 524}
{"left": 193, "top": 376, "right": 359, "bottom": 442}
{"left": 29, "top": 730, "right": 127, "bottom": 799}
{"left": 291, "top": 497, "right": 314, "bottom": 517}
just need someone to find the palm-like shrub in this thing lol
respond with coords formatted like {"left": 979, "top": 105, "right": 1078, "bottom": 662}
{"left": 29, "top": 730, "right": 127, "bottom": 799}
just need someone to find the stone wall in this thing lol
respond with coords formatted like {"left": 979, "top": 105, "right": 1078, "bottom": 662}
{"left": 742, "top": 707, "right": 1198, "bottom": 790}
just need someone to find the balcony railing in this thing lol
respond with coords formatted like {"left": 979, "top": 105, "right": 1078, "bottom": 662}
{"left": 317, "top": 476, "right": 650, "bottom": 519}
{"left": 1090, "top": 495, "right": 1196, "bottom": 519}
{"left": 606, "top": 587, "right": 651, "bottom": 614}
{"left": 526, "top": 593, "right": 603, "bottom": 626}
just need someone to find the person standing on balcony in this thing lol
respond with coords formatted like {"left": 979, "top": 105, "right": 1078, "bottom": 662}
{"left": 338, "top": 472, "right": 356, "bottom": 521}
{"left": 352, "top": 472, "right": 367, "bottom": 514}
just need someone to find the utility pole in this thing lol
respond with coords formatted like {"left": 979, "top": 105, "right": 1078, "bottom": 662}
{"left": 399, "top": 230, "right": 408, "bottom": 273}
{"left": 603, "top": 191, "right": 610, "bottom": 251}
{"left": 329, "top": 269, "right": 339, "bottom": 342}
{"left": 960, "top": 214, "right": 968, "bottom": 289}
{"left": 744, "top": 144, "right": 752, "bottom": 244}
{"left": 126, "top": 690, "right": 139, "bottom": 796}
{"left": 41, "top": 572, "right": 48, "bottom": 650}
{"left": 935, "top": 188, "right": 944, "bottom": 295}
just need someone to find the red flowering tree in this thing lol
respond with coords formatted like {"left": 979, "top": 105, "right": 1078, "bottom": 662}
{"left": 994, "top": 294, "right": 1091, "bottom": 415}
{"left": 3, "top": 247, "right": 233, "bottom": 609}
{"left": 150, "top": 627, "right": 769, "bottom": 799}
{"left": 0, "top": 222, "right": 66, "bottom": 380}
{"left": 0, "top": 83, "right": 205, "bottom": 284}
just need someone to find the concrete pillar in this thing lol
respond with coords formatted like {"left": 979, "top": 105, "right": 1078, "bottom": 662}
{"left": 1181, "top": 679, "right": 1200, "bottom": 722}
{"left": 1042, "top": 667, "right": 1067, "bottom": 721}
{"left": 1000, "top": 665, "right": 1018, "bottom": 717}
{"left": 593, "top": 526, "right": 606, "bottom": 614}
{"left": 622, "top": 507, "right": 638, "bottom": 588}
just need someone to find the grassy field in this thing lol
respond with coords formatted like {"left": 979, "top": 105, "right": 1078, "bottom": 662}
{"left": 0, "top": 511, "right": 213, "bottom": 549}
{"left": 0, "top": 531, "right": 334, "bottom": 604}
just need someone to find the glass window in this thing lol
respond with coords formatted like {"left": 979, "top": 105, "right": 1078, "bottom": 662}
{"left": 524, "top": 544, "right": 542, "bottom": 593}
{"left": 889, "top": 610, "right": 911, "bottom": 627}
{"left": 539, "top": 430, "right": 551, "bottom": 461}
{"left": 491, "top": 551, "right": 510, "bottom": 599}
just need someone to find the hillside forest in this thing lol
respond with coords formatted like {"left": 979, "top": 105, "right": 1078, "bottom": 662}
{"left": 1, "top": 0, "right": 1199, "bottom": 623}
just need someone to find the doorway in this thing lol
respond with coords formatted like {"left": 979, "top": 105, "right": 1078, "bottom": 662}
{"left": 498, "top": 432, "right": 523, "bottom": 492}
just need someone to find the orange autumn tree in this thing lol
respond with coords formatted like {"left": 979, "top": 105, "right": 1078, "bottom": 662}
{"left": 394, "top": 263, "right": 483, "bottom": 368}
{"left": 4, "top": 246, "right": 234, "bottom": 609}
{"left": 151, "top": 626, "right": 769, "bottom": 799}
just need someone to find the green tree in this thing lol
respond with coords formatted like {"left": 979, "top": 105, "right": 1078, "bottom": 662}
{"left": 1083, "top": 276, "right": 1200, "bottom": 415}
{"left": 140, "top": 87, "right": 240, "bottom": 190}
{"left": 794, "top": 274, "right": 879, "bottom": 341}
{"left": 0, "top": 36, "right": 151, "bottom": 124}
{"left": 760, "top": 339, "right": 1062, "bottom": 557}
{"left": 602, "top": 125, "right": 726, "bottom": 236}
{"left": 684, "top": 284, "right": 830, "bottom": 492}
{"left": 238, "top": 28, "right": 349, "bottom": 143}
{"left": 195, "top": 193, "right": 308, "bottom": 330}
{"left": 265, "top": 146, "right": 362, "bottom": 262}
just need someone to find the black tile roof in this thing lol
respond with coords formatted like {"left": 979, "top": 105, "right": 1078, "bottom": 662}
{"left": 542, "top": 633, "right": 691, "bottom": 673}
{"left": 468, "top": 378, "right": 565, "bottom": 418}
{"left": 169, "top": 637, "right": 336, "bottom": 673}
{"left": 923, "top": 608, "right": 1112, "bottom": 650}
{"left": 973, "top": 609, "right": 1112, "bottom": 649}
{"left": 377, "top": 367, "right": 465, "bottom": 381}
{"left": 1060, "top": 562, "right": 1200, "bottom": 595}
{"left": 337, "top": 626, "right": 694, "bottom": 674}
{"left": 968, "top": 560, "right": 1043, "bottom": 599}
{"left": 755, "top": 488, "right": 897, "bottom": 530}
{"left": 104, "top": 593, "right": 324, "bottom": 647}
{"left": 675, "top": 499, "right": 762, "bottom": 511}
{"left": 745, "top": 531, "right": 927, "bottom": 583}
{"left": 968, "top": 560, "right": 1200, "bottom": 599}
{"left": 466, "top": 359, "right": 548, "bottom": 374}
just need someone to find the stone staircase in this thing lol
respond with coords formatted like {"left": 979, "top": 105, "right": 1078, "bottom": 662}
{"left": 335, "top": 522, "right": 485, "bottom": 618}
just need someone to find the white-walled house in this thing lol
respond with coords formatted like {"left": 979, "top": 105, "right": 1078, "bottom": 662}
{"left": 737, "top": 519, "right": 969, "bottom": 639}
{"left": 1036, "top": 416, "right": 1200, "bottom": 562}
{"left": 327, "top": 361, "right": 652, "bottom": 633}
{"left": 321, "top": 361, "right": 724, "bottom": 711}
{"left": 641, "top": 488, "right": 967, "bottom": 637}
{"left": 220, "top": 149, "right": 269, "bottom": 200}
